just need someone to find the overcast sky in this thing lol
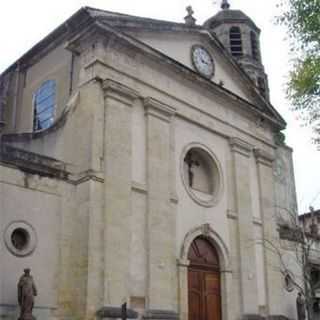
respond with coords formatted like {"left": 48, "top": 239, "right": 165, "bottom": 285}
{"left": 1, "top": 0, "right": 319, "bottom": 213}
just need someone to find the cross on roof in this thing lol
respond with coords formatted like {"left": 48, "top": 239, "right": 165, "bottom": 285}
{"left": 221, "top": 0, "right": 230, "bottom": 10}
{"left": 184, "top": 5, "right": 196, "bottom": 26}
{"left": 186, "top": 6, "right": 194, "bottom": 16}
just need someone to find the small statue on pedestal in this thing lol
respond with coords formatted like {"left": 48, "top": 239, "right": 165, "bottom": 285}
{"left": 17, "top": 268, "right": 37, "bottom": 320}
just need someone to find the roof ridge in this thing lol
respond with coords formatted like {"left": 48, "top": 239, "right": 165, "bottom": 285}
{"left": 84, "top": 6, "right": 140, "bottom": 19}
{"left": 84, "top": 6, "right": 199, "bottom": 28}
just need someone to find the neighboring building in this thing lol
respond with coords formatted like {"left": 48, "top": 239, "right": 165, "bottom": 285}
{"left": 299, "top": 209, "right": 320, "bottom": 317}
{"left": 299, "top": 209, "right": 320, "bottom": 236}
{"left": 0, "top": 1, "right": 298, "bottom": 320}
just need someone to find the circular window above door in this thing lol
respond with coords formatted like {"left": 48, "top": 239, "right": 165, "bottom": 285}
{"left": 181, "top": 143, "right": 223, "bottom": 207}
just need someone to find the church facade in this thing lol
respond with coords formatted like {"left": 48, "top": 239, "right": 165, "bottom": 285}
{"left": 0, "top": 2, "right": 298, "bottom": 320}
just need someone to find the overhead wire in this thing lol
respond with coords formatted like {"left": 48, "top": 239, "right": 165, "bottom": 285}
{"left": 310, "top": 188, "right": 320, "bottom": 207}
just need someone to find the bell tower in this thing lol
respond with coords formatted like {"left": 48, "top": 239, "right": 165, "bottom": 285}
{"left": 204, "top": 0, "right": 270, "bottom": 100}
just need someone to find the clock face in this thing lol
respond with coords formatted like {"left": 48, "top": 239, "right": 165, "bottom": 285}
{"left": 191, "top": 45, "right": 215, "bottom": 79}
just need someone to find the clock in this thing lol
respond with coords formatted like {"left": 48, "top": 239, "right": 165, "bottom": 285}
{"left": 191, "top": 45, "right": 215, "bottom": 79}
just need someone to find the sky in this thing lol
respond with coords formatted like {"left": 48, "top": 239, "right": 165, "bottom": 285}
{"left": 0, "top": 0, "right": 319, "bottom": 213}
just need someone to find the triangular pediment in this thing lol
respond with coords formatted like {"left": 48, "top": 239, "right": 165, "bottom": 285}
{"left": 1, "top": 6, "right": 286, "bottom": 128}
{"left": 125, "top": 29, "right": 256, "bottom": 103}
{"left": 84, "top": 7, "right": 284, "bottom": 124}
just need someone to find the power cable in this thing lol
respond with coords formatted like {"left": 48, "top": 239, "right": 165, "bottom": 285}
{"left": 310, "top": 188, "right": 320, "bottom": 207}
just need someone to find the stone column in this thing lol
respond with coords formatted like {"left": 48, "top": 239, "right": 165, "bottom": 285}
{"left": 229, "top": 138, "right": 259, "bottom": 315}
{"left": 86, "top": 179, "right": 104, "bottom": 320}
{"left": 177, "top": 259, "right": 189, "bottom": 320}
{"left": 143, "top": 98, "right": 178, "bottom": 320}
{"left": 254, "top": 149, "right": 282, "bottom": 316}
{"left": 102, "top": 80, "right": 139, "bottom": 307}
{"left": 0, "top": 181, "right": 3, "bottom": 311}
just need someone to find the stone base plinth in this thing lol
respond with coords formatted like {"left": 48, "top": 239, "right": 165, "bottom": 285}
{"left": 242, "top": 315, "right": 291, "bottom": 320}
{"left": 96, "top": 306, "right": 138, "bottom": 319}
{"left": 143, "top": 310, "right": 179, "bottom": 320}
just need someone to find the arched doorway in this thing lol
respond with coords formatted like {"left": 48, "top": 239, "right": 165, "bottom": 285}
{"left": 188, "top": 236, "right": 221, "bottom": 320}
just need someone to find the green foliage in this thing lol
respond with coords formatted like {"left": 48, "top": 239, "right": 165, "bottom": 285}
{"left": 277, "top": 0, "right": 320, "bottom": 146}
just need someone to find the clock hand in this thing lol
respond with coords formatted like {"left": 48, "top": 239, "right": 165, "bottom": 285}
{"left": 200, "top": 57, "right": 209, "bottom": 65}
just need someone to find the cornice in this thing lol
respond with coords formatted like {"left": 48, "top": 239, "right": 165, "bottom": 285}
{"left": 132, "top": 181, "right": 147, "bottom": 194}
{"left": 227, "top": 210, "right": 238, "bottom": 220}
{"left": 253, "top": 148, "right": 275, "bottom": 167}
{"left": 0, "top": 144, "right": 69, "bottom": 180}
{"left": 131, "top": 181, "right": 178, "bottom": 203}
{"left": 69, "top": 170, "right": 104, "bottom": 185}
{"left": 103, "top": 79, "right": 139, "bottom": 106}
{"left": 89, "top": 20, "right": 285, "bottom": 130}
{"left": 177, "top": 258, "right": 190, "bottom": 267}
{"left": 144, "top": 97, "right": 176, "bottom": 123}
{"left": 80, "top": 58, "right": 278, "bottom": 149}
{"left": 253, "top": 217, "right": 263, "bottom": 226}
{"left": 229, "top": 137, "right": 253, "bottom": 157}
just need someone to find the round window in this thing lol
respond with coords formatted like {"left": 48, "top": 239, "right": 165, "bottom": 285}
{"left": 11, "top": 228, "right": 30, "bottom": 251}
{"left": 4, "top": 221, "right": 37, "bottom": 257}
{"left": 181, "top": 144, "right": 223, "bottom": 207}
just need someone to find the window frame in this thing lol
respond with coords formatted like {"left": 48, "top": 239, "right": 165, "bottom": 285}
{"left": 250, "top": 31, "right": 260, "bottom": 61}
{"left": 229, "top": 26, "right": 243, "bottom": 58}
{"left": 33, "top": 80, "right": 56, "bottom": 131}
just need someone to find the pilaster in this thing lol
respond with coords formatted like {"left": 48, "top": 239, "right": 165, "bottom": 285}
{"left": 143, "top": 97, "right": 178, "bottom": 318}
{"left": 103, "top": 79, "right": 139, "bottom": 306}
{"left": 76, "top": 79, "right": 105, "bottom": 320}
{"left": 229, "top": 137, "right": 259, "bottom": 315}
{"left": 0, "top": 182, "right": 3, "bottom": 306}
{"left": 103, "top": 79, "right": 139, "bottom": 106}
{"left": 86, "top": 179, "right": 104, "bottom": 320}
{"left": 254, "top": 148, "right": 282, "bottom": 315}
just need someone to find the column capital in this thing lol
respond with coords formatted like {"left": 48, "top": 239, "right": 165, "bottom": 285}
{"left": 253, "top": 148, "right": 275, "bottom": 167}
{"left": 144, "top": 97, "right": 176, "bottom": 123}
{"left": 103, "top": 79, "right": 139, "bottom": 106}
{"left": 229, "top": 137, "right": 253, "bottom": 157}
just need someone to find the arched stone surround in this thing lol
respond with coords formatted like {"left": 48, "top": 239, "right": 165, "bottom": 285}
{"left": 178, "top": 224, "right": 233, "bottom": 320}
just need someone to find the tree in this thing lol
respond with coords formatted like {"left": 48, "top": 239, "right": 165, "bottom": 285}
{"left": 277, "top": 0, "right": 320, "bottom": 147}
{"left": 259, "top": 206, "right": 320, "bottom": 319}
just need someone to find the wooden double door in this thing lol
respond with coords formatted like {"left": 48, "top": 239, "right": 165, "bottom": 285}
{"left": 188, "top": 237, "right": 221, "bottom": 320}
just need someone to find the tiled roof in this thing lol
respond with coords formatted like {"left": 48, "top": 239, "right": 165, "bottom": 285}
{"left": 204, "top": 9, "right": 260, "bottom": 31}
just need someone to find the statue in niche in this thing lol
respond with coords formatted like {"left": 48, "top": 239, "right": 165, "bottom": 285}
{"left": 184, "top": 152, "right": 200, "bottom": 188}
{"left": 296, "top": 292, "right": 306, "bottom": 320}
{"left": 17, "top": 268, "right": 37, "bottom": 320}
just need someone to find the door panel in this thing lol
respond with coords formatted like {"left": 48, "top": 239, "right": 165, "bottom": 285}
{"left": 189, "top": 270, "right": 202, "bottom": 292}
{"left": 204, "top": 292, "right": 221, "bottom": 320}
{"left": 204, "top": 272, "right": 220, "bottom": 294}
{"left": 188, "top": 237, "right": 221, "bottom": 320}
{"left": 188, "top": 270, "right": 221, "bottom": 320}
{"left": 188, "top": 270, "right": 203, "bottom": 320}
{"left": 189, "top": 291, "right": 202, "bottom": 320}
{"left": 204, "top": 272, "right": 221, "bottom": 320}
